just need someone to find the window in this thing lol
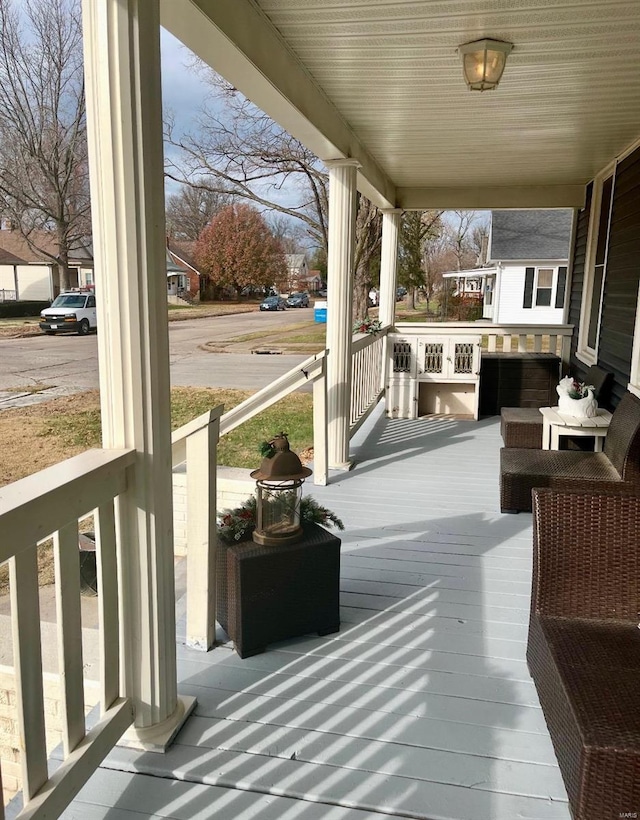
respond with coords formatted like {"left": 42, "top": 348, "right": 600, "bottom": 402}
{"left": 523, "top": 266, "right": 566, "bottom": 309}
{"left": 535, "top": 268, "right": 553, "bottom": 306}
{"left": 578, "top": 165, "right": 616, "bottom": 363}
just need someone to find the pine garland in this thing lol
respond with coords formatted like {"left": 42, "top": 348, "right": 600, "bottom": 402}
{"left": 218, "top": 494, "right": 344, "bottom": 544}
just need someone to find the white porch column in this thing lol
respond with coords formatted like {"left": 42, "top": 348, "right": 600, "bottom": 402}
{"left": 82, "top": 0, "right": 194, "bottom": 749}
{"left": 378, "top": 209, "right": 402, "bottom": 328}
{"left": 325, "top": 159, "right": 359, "bottom": 470}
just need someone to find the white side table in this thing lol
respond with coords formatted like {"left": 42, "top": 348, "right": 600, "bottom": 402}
{"left": 539, "top": 406, "right": 613, "bottom": 451}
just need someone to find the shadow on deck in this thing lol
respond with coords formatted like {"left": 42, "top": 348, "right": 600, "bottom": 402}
{"left": 61, "top": 406, "right": 570, "bottom": 820}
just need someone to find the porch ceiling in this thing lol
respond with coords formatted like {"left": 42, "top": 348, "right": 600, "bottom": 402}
{"left": 161, "top": 0, "right": 640, "bottom": 210}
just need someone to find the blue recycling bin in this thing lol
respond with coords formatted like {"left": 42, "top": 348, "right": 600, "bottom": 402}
{"left": 314, "top": 300, "right": 327, "bottom": 323}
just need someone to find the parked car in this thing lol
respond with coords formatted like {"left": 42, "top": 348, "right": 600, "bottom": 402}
{"left": 39, "top": 290, "right": 97, "bottom": 335}
{"left": 286, "top": 292, "right": 310, "bottom": 308}
{"left": 317, "top": 288, "right": 327, "bottom": 297}
{"left": 396, "top": 286, "right": 407, "bottom": 300}
{"left": 259, "top": 295, "right": 287, "bottom": 311}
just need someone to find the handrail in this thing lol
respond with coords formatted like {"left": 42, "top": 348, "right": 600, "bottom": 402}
{"left": 172, "top": 405, "right": 224, "bottom": 468}
{"left": 351, "top": 326, "right": 389, "bottom": 353}
{"left": 395, "top": 321, "right": 574, "bottom": 335}
{"left": 219, "top": 350, "right": 326, "bottom": 437}
{"left": 394, "top": 321, "right": 573, "bottom": 365}
{"left": 0, "top": 447, "right": 135, "bottom": 818}
{"left": 350, "top": 331, "right": 387, "bottom": 434}
{"left": 0, "top": 449, "right": 135, "bottom": 565}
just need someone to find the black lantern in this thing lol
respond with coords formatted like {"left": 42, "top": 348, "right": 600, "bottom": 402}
{"left": 250, "top": 433, "right": 312, "bottom": 546}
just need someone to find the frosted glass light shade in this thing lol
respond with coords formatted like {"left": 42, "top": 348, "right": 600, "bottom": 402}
{"left": 458, "top": 39, "right": 513, "bottom": 91}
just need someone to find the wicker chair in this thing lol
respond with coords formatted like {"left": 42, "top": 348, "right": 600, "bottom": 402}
{"left": 500, "top": 391, "right": 640, "bottom": 513}
{"left": 500, "top": 365, "right": 613, "bottom": 449}
{"left": 527, "top": 487, "right": 640, "bottom": 820}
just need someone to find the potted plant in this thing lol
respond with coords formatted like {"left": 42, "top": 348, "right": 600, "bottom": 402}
{"left": 556, "top": 376, "right": 598, "bottom": 418}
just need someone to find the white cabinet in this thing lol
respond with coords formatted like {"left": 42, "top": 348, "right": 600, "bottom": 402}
{"left": 417, "top": 336, "right": 481, "bottom": 418}
{"left": 386, "top": 333, "right": 482, "bottom": 419}
{"left": 386, "top": 335, "right": 418, "bottom": 418}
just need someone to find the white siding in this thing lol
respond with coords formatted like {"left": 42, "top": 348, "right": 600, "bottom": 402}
{"left": 496, "top": 263, "right": 565, "bottom": 325}
{"left": 16, "top": 265, "right": 53, "bottom": 301}
{"left": 79, "top": 267, "right": 94, "bottom": 287}
{"left": 0, "top": 265, "right": 16, "bottom": 292}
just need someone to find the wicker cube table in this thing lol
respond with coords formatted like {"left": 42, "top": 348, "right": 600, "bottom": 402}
{"left": 500, "top": 407, "right": 544, "bottom": 449}
{"left": 216, "top": 522, "right": 341, "bottom": 658}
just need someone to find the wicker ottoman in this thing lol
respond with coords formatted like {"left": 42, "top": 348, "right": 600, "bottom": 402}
{"left": 500, "top": 407, "right": 543, "bottom": 449}
{"left": 217, "top": 521, "right": 341, "bottom": 658}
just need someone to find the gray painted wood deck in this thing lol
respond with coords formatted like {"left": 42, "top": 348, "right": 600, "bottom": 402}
{"left": 63, "top": 409, "right": 570, "bottom": 820}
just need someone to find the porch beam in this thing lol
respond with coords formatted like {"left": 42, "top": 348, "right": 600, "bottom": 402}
{"left": 159, "top": 0, "right": 396, "bottom": 211}
{"left": 326, "top": 159, "right": 358, "bottom": 470}
{"left": 82, "top": 0, "right": 194, "bottom": 747}
{"left": 398, "top": 185, "right": 586, "bottom": 210}
{"left": 378, "top": 210, "right": 402, "bottom": 329}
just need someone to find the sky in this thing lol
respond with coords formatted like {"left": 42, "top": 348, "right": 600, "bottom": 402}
{"left": 158, "top": 28, "right": 490, "bottom": 233}
{"left": 160, "top": 29, "right": 209, "bottom": 134}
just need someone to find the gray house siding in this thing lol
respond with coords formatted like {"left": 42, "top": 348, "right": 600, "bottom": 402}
{"left": 569, "top": 184, "right": 592, "bottom": 385}
{"left": 569, "top": 145, "right": 640, "bottom": 409}
{"left": 598, "top": 147, "right": 640, "bottom": 407}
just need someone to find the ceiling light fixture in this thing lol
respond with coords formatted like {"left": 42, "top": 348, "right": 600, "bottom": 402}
{"left": 457, "top": 38, "right": 513, "bottom": 91}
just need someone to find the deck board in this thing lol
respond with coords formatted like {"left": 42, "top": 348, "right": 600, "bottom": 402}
{"left": 64, "top": 409, "right": 570, "bottom": 820}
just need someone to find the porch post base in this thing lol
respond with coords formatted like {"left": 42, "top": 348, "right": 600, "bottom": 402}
{"left": 118, "top": 694, "right": 196, "bottom": 753}
{"left": 329, "top": 459, "right": 354, "bottom": 472}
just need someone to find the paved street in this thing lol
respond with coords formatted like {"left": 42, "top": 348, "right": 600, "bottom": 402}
{"left": 0, "top": 310, "right": 315, "bottom": 409}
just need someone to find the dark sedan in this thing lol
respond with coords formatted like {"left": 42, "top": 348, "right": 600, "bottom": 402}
{"left": 259, "top": 295, "right": 287, "bottom": 311}
{"left": 286, "top": 292, "right": 310, "bottom": 308}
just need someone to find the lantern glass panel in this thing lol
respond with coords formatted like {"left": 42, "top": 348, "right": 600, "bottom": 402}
{"left": 256, "top": 479, "right": 302, "bottom": 541}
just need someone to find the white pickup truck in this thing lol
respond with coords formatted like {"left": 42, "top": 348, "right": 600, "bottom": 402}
{"left": 40, "top": 290, "right": 97, "bottom": 336}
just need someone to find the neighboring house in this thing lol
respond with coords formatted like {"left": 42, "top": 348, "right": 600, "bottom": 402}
{"left": 483, "top": 209, "right": 573, "bottom": 323}
{"left": 441, "top": 268, "right": 486, "bottom": 300}
{"left": 166, "top": 242, "right": 201, "bottom": 303}
{"left": 301, "top": 268, "right": 323, "bottom": 292}
{"left": 285, "top": 253, "right": 309, "bottom": 292}
{"left": 0, "top": 229, "right": 94, "bottom": 300}
{"left": 443, "top": 210, "right": 573, "bottom": 323}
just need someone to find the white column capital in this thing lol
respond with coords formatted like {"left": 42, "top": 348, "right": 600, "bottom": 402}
{"left": 380, "top": 208, "right": 403, "bottom": 215}
{"left": 324, "top": 157, "right": 362, "bottom": 171}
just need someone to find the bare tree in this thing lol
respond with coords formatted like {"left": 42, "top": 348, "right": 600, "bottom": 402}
{"left": 267, "top": 213, "right": 311, "bottom": 255}
{"left": 352, "top": 196, "right": 382, "bottom": 319}
{"left": 444, "top": 210, "right": 484, "bottom": 271}
{"left": 166, "top": 182, "right": 229, "bottom": 241}
{"left": 470, "top": 219, "right": 491, "bottom": 264}
{"left": 0, "top": 0, "right": 90, "bottom": 292}
{"left": 165, "top": 70, "right": 381, "bottom": 318}
{"left": 164, "top": 83, "right": 329, "bottom": 250}
{"left": 398, "top": 211, "right": 444, "bottom": 310}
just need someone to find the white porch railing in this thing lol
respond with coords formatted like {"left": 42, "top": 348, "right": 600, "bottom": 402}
{"left": 0, "top": 449, "right": 136, "bottom": 820}
{"left": 170, "top": 338, "right": 391, "bottom": 652}
{"left": 350, "top": 329, "right": 388, "bottom": 433}
{"left": 170, "top": 351, "right": 328, "bottom": 652}
{"left": 395, "top": 322, "right": 574, "bottom": 368}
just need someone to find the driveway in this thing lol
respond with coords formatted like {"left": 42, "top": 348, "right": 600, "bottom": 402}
{"left": 0, "top": 311, "right": 316, "bottom": 409}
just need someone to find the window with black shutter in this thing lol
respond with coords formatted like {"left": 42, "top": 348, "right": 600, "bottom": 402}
{"left": 555, "top": 267, "right": 567, "bottom": 309}
{"left": 535, "top": 268, "right": 553, "bottom": 306}
{"left": 523, "top": 267, "right": 535, "bottom": 308}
